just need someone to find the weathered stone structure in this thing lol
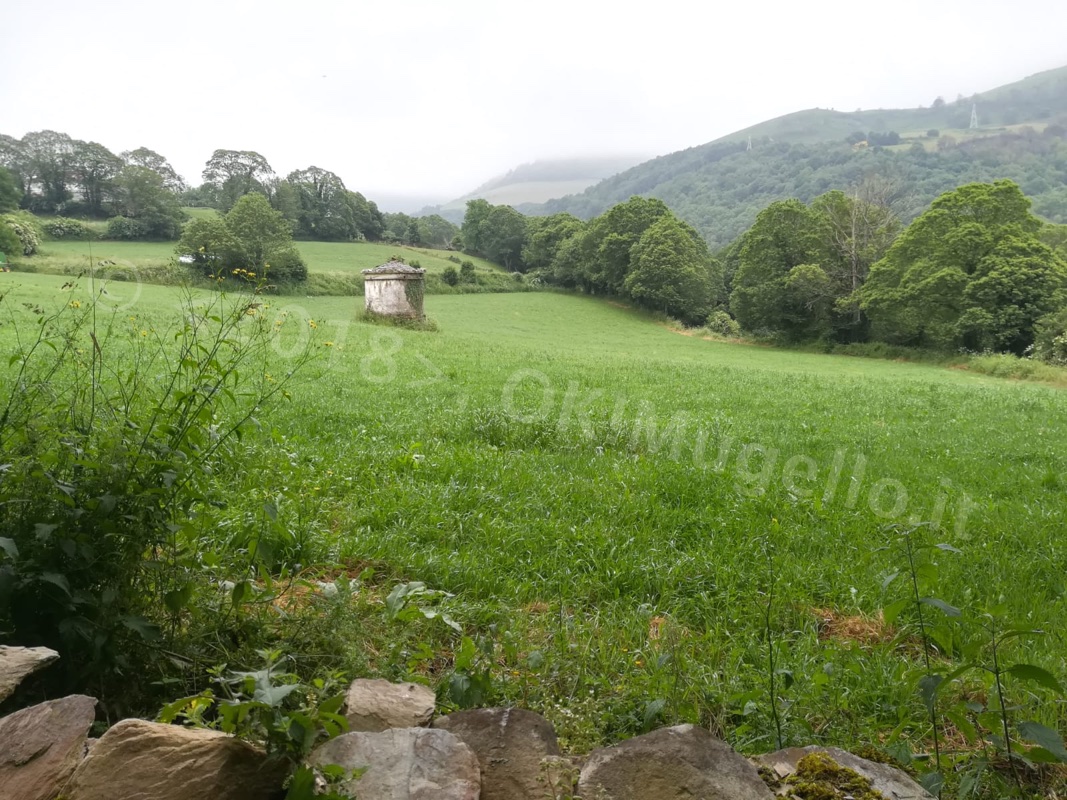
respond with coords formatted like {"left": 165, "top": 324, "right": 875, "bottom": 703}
{"left": 362, "top": 261, "right": 426, "bottom": 319}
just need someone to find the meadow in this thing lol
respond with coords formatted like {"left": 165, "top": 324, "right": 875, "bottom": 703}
{"left": 2, "top": 272, "right": 1065, "bottom": 793}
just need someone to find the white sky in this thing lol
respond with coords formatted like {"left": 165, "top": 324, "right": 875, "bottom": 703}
{"left": 2, "top": 0, "right": 1064, "bottom": 202}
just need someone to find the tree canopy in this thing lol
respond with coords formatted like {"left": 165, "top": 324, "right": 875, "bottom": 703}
{"left": 861, "top": 180, "right": 1067, "bottom": 353}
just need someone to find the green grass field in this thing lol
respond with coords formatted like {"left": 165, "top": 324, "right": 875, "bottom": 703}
{"left": 25, "top": 238, "right": 502, "bottom": 277}
{"left": 2, "top": 274, "right": 1065, "bottom": 789}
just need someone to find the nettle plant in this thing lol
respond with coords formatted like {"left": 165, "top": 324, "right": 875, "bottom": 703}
{"left": 879, "top": 524, "right": 1067, "bottom": 797}
{"left": 0, "top": 273, "right": 314, "bottom": 709}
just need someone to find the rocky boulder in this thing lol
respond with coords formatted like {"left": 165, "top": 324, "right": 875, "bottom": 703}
{"left": 0, "top": 645, "right": 60, "bottom": 703}
{"left": 433, "top": 707, "right": 560, "bottom": 800}
{"left": 755, "top": 746, "right": 934, "bottom": 800}
{"left": 61, "top": 718, "right": 286, "bottom": 800}
{"left": 344, "top": 678, "right": 436, "bottom": 732}
{"left": 0, "top": 694, "right": 96, "bottom": 800}
{"left": 309, "top": 727, "right": 480, "bottom": 800}
{"left": 578, "top": 724, "right": 774, "bottom": 800}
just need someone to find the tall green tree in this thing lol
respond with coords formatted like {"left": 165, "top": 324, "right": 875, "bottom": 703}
{"left": 110, "top": 166, "right": 186, "bottom": 239}
{"left": 624, "top": 215, "right": 721, "bottom": 324}
{"left": 20, "top": 130, "right": 76, "bottom": 213}
{"left": 460, "top": 199, "right": 493, "bottom": 254}
{"left": 202, "top": 149, "right": 276, "bottom": 212}
{"left": 71, "top": 140, "right": 123, "bottom": 217}
{"left": 480, "top": 205, "right": 528, "bottom": 270}
{"left": 861, "top": 180, "right": 1067, "bottom": 353}
{"left": 523, "top": 213, "right": 583, "bottom": 271}
{"left": 121, "top": 147, "right": 186, "bottom": 192}
{"left": 729, "top": 199, "right": 838, "bottom": 340}
{"left": 416, "top": 214, "right": 458, "bottom": 248}
{"left": 581, "top": 197, "right": 670, "bottom": 294}
{"left": 281, "top": 166, "right": 360, "bottom": 241}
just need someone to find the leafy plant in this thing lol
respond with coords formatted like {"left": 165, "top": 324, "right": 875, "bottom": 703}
{"left": 159, "top": 649, "right": 357, "bottom": 800}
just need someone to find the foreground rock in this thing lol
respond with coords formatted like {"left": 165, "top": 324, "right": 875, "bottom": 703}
{"left": 0, "top": 645, "right": 60, "bottom": 702}
{"left": 756, "top": 746, "right": 934, "bottom": 800}
{"left": 579, "top": 724, "right": 774, "bottom": 800}
{"left": 62, "top": 718, "right": 286, "bottom": 800}
{"left": 433, "top": 707, "right": 560, "bottom": 800}
{"left": 310, "top": 727, "right": 480, "bottom": 800}
{"left": 0, "top": 694, "right": 96, "bottom": 800}
{"left": 344, "top": 679, "right": 436, "bottom": 732}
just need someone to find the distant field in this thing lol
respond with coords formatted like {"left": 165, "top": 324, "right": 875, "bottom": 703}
{"left": 2, "top": 276, "right": 1063, "bottom": 774}
{"left": 25, "top": 239, "right": 503, "bottom": 277}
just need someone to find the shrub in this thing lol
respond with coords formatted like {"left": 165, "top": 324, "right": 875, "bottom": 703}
{"left": 1031, "top": 307, "right": 1067, "bottom": 365}
{"left": 460, "top": 260, "right": 476, "bottom": 284}
{"left": 2, "top": 212, "right": 42, "bottom": 255}
{"left": 106, "top": 216, "right": 149, "bottom": 240}
{"left": 0, "top": 223, "right": 20, "bottom": 258}
{"left": 0, "top": 279, "right": 315, "bottom": 709}
{"left": 927, "top": 128, "right": 940, "bottom": 138}
{"left": 705, "top": 309, "right": 741, "bottom": 337}
{"left": 442, "top": 265, "right": 459, "bottom": 286}
{"left": 42, "top": 217, "right": 97, "bottom": 240}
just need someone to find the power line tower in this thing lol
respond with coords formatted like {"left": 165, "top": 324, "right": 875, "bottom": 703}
{"left": 747, "top": 135, "right": 752, "bottom": 152}
{"left": 970, "top": 103, "right": 979, "bottom": 129}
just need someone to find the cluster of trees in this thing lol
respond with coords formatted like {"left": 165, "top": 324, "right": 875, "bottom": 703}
{"left": 176, "top": 193, "right": 307, "bottom": 282}
{"left": 846, "top": 131, "right": 902, "bottom": 146}
{"left": 0, "top": 131, "right": 187, "bottom": 238}
{"left": 459, "top": 196, "right": 721, "bottom": 324}
{"left": 729, "top": 179, "right": 1067, "bottom": 357}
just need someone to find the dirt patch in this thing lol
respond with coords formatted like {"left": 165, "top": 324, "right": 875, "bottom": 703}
{"left": 812, "top": 607, "right": 895, "bottom": 646}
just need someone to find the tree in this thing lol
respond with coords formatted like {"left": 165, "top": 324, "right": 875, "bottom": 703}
{"left": 349, "top": 192, "right": 384, "bottom": 241}
{"left": 729, "top": 199, "right": 837, "bottom": 340}
{"left": 624, "top": 215, "right": 720, "bottom": 324}
{"left": 121, "top": 147, "right": 186, "bottom": 192}
{"left": 202, "top": 149, "right": 276, "bottom": 212}
{"left": 177, "top": 193, "right": 306, "bottom": 282}
{"left": 280, "top": 166, "right": 360, "bottom": 241}
{"left": 582, "top": 197, "right": 671, "bottom": 294}
{"left": 861, "top": 180, "right": 1067, "bottom": 353}
{"left": 416, "top": 214, "right": 459, "bottom": 249}
{"left": 523, "top": 213, "right": 583, "bottom": 271}
{"left": 0, "top": 167, "right": 19, "bottom": 213}
{"left": 480, "top": 205, "right": 528, "bottom": 270}
{"left": 0, "top": 136, "right": 26, "bottom": 201}
{"left": 70, "top": 140, "right": 123, "bottom": 217}
{"left": 20, "top": 130, "right": 77, "bottom": 213}
{"left": 810, "top": 181, "right": 902, "bottom": 336}
{"left": 460, "top": 199, "right": 493, "bottom": 254}
{"left": 110, "top": 166, "right": 186, "bottom": 239}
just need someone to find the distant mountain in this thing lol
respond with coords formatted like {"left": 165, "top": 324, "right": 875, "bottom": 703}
{"left": 420, "top": 156, "right": 647, "bottom": 222}
{"left": 369, "top": 191, "right": 452, "bottom": 214}
{"left": 522, "top": 65, "right": 1067, "bottom": 248}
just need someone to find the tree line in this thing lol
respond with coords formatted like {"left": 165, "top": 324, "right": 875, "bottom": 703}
{"left": 0, "top": 130, "right": 459, "bottom": 249}
{"left": 457, "top": 179, "right": 1067, "bottom": 364}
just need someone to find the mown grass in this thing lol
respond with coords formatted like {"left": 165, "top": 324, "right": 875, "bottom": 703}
{"left": 2, "top": 276, "right": 1065, "bottom": 789}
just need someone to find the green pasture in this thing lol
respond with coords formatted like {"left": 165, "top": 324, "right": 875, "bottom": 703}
{"left": 2, "top": 275, "right": 1065, "bottom": 777}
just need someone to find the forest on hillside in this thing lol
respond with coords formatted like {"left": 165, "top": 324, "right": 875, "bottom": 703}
{"left": 526, "top": 125, "right": 1067, "bottom": 248}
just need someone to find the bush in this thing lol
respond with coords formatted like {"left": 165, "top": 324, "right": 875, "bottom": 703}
{"left": 0, "top": 280, "right": 315, "bottom": 708}
{"left": 2, "top": 212, "right": 42, "bottom": 255}
{"left": 106, "top": 216, "right": 149, "bottom": 240}
{"left": 265, "top": 246, "right": 309, "bottom": 283}
{"left": 42, "top": 216, "right": 97, "bottom": 240}
{"left": 1032, "top": 307, "right": 1067, "bottom": 365}
{"left": 0, "top": 223, "right": 21, "bottom": 258}
{"left": 442, "top": 265, "right": 459, "bottom": 286}
{"left": 705, "top": 310, "right": 741, "bottom": 337}
{"left": 927, "top": 129, "right": 940, "bottom": 138}
{"left": 460, "top": 261, "right": 476, "bottom": 284}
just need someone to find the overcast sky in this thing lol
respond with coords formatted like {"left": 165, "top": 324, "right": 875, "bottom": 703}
{"left": 3, "top": 0, "right": 1064, "bottom": 203}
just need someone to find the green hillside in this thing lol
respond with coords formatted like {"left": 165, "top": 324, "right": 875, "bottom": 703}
{"left": 525, "top": 66, "right": 1067, "bottom": 248}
